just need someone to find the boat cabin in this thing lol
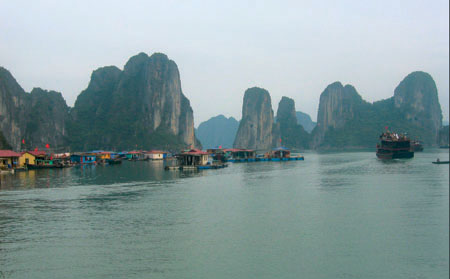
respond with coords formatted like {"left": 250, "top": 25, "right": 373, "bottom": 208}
{"left": 272, "top": 147, "right": 291, "bottom": 158}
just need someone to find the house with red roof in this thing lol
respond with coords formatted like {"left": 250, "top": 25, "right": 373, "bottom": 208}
{"left": 0, "top": 150, "right": 21, "bottom": 169}
{"left": 178, "top": 149, "right": 210, "bottom": 167}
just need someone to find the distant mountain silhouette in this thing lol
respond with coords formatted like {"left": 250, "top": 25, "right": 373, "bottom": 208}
{"left": 197, "top": 115, "right": 239, "bottom": 149}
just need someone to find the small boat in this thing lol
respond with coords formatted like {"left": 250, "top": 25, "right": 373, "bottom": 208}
{"left": 432, "top": 160, "right": 449, "bottom": 164}
{"left": 26, "top": 164, "right": 65, "bottom": 169}
{"left": 106, "top": 158, "right": 122, "bottom": 165}
{"left": 410, "top": 140, "right": 424, "bottom": 152}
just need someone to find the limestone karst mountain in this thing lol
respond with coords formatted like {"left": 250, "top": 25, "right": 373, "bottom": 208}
{"left": 233, "top": 87, "right": 275, "bottom": 150}
{"left": 0, "top": 52, "right": 200, "bottom": 151}
{"left": 273, "top": 97, "right": 310, "bottom": 149}
{"left": 69, "top": 52, "right": 200, "bottom": 151}
{"left": 0, "top": 67, "right": 69, "bottom": 151}
{"left": 312, "top": 71, "right": 442, "bottom": 148}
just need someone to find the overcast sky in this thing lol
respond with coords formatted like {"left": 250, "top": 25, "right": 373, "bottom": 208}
{"left": 1, "top": 0, "right": 448, "bottom": 125}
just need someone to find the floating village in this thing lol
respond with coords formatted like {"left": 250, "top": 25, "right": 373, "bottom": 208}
{"left": 1, "top": 127, "right": 447, "bottom": 175}
{"left": 0, "top": 146, "right": 305, "bottom": 174}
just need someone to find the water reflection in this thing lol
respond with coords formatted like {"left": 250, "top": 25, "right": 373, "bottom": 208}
{"left": 0, "top": 160, "right": 210, "bottom": 191}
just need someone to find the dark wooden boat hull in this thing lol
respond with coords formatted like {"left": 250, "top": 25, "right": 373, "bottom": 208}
{"left": 376, "top": 150, "right": 414, "bottom": 159}
{"left": 26, "top": 164, "right": 64, "bottom": 169}
{"left": 432, "top": 161, "right": 449, "bottom": 164}
{"left": 411, "top": 146, "right": 424, "bottom": 152}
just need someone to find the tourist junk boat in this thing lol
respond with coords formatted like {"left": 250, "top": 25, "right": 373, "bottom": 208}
{"left": 376, "top": 131, "right": 414, "bottom": 159}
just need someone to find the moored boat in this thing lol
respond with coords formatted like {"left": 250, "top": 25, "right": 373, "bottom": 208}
{"left": 106, "top": 158, "right": 122, "bottom": 165}
{"left": 411, "top": 140, "right": 424, "bottom": 152}
{"left": 26, "top": 163, "right": 65, "bottom": 169}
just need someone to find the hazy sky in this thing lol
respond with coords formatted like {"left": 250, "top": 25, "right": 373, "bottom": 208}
{"left": 1, "top": 0, "right": 448, "bottom": 125}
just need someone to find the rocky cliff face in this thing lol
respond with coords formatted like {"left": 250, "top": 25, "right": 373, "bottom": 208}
{"left": 312, "top": 72, "right": 443, "bottom": 149}
{"left": 312, "top": 82, "right": 364, "bottom": 148}
{"left": 233, "top": 87, "right": 274, "bottom": 150}
{"left": 70, "top": 52, "right": 199, "bottom": 151}
{"left": 197, "top": 115, "right": 239, "bottom": 149}
{"left": 274, "top": 97, "right": 309, "bottom": 149}
{"left": 0, "top": 67, "right": 69, "bottom": 150}
{"left": 394, "top": 71, "right": 442, "bottom": 142}
{"left": 25, "top": 88, "right": 70, "bottom": 151}
{"left": 0, "top": 67, "right": 28, "bottom": 150}
{"left": 438, "top": 125, "right": 449, "bottom": 147}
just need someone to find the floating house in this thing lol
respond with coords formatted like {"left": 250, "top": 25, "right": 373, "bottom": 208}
{"left": 0, "top": 150, "right": 20, "bottom": 169}
{"left": 177, "top": 149, "right": 209, "bottom": 169}
{"left": 126, "top": 151, "right": 146, "bottom": 160}
{"left": 271, "top": 147, "right": 290, "bottom": 160}
{"left": 224, "top": 148, "right": 256, "bottom": 162}
{"left": 270, "top": 147, "right": 304, "bottom": 161}
{"left": 70, "top": 153, "right": 96, "bottom": 164}
{"left": 145, "top": 150, "right": 167, "bottom": 160}
{"left": 89, "top": 151, "right": 111, "bottom": 161}
{"left": 29, "top": 150, "right": 53, "bottom": 166}
{"left": 207, "top": 148, "right": 227, "bottom": 162}
{"left": 18, "top": 151, "right": 36, "bottom": 167}
{"left": 53, "top": 153, "right": 71, "bottom": 164}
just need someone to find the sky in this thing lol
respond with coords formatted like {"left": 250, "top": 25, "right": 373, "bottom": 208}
{"left": 1, "top": 0, "right": 448, "bottom": 126}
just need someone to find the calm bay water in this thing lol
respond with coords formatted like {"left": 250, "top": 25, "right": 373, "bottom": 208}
{"left": 0, "top": 150, "right": 448, "bottom": 278}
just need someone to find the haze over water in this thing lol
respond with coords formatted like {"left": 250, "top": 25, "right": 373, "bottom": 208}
{"left": 0, "top": 150, "right": 448, "bottom": 278}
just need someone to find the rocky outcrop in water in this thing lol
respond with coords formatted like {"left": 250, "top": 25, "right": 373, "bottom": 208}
{"left": 197, "top": 115, "right": 239, "bottom": 149}
{"left": 0, "top": 67, "right": 69, "bottom": 150}
{"left": 312, "top": 71, "right": 443, "bottom": 149}
{"left": 274, "top": 97, "right": 309, "bottom": 149}
{"left": 393, "top": 71, "right": 442, "bottom": 143}
{"left": 312, "top": 82, "right": 365, "bottom": 148}
{"left": 70, "top": 52, "right": 199, "bottom": 151}
{"left": 233, "top": 87, "right": 274, "bottom": 150}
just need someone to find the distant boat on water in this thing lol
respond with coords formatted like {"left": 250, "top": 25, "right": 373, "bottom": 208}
{"left": 410, "top": 140, "right": 424, "bottom": 152}
{"left": 376, "top": 131, "right": 414, "bottom": 159}
{"left": 432, "top": 159, "right": 449, "bottom": 164}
